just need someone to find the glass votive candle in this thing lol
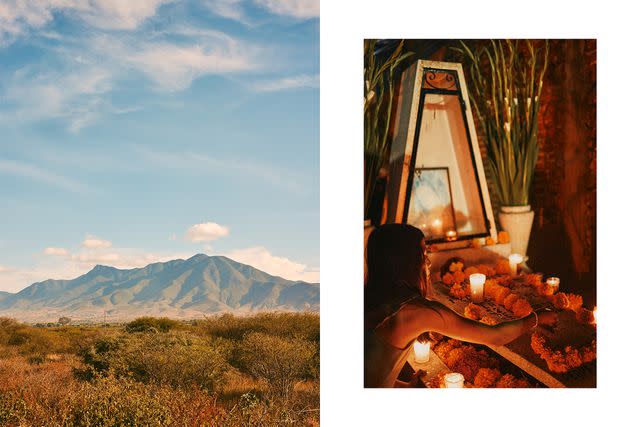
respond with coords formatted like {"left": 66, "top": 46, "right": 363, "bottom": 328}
{"left": 546, "top": 277, "right": 560, "bottom": 293}
{"left": 508, "top": 253, "right": 523, "bottom": 276}
{"left": 413, "top": 340, "right": 431, "bottom": 363}
{"left": 444, "top": 372, "right": 464, "bottom": 388}
{"left": 469, "top": 273, "right": 486, "bottom": 303}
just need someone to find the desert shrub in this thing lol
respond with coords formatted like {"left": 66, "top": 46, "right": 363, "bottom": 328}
{"left": 125, "top": 317, "right": 182, "bottom": 333}
{"left": 201, "top": 312, "right": 319, "bottom": 342}
{"left": 214, "top": 390, "right": 320, "bottom": 426}
{"left": 0, "top": 392, "right": 29, "bottom": 426}
{"left": 69, "top": 376, "right": 173, "bottom": 427}
{"left": 235, "top": 332, "right": 316, "bottom": 399}
{"left": 80, "top": 332, "right": 229, "bottom": 392}
{"left": 58, "top": 317, "right": 71, "bottom": 326}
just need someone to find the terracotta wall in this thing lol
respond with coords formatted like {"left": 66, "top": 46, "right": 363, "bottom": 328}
{"left": 532, "top": 39, "right": 596, "bottom": 279}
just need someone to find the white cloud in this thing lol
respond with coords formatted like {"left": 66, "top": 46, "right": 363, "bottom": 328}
{"left": 253, "top": 0, "right": 318, "bottom": 19}
{"left": 252, "top": 73, "right": 318, "bottom": 92}
{"left": 126, "top": 40, "right": 256, "bottom": 91}
{"left": 0, "top": 0, "right": 170, "bottom": 43}
{"left": 82, "top": 235, "right": 112, "bottom": 249}
{"left": 43, "top": 247, "right": 69, "bottom": 256}
{"left": 204, "top": 0, "right": 249, "bottom": 25}
{"left": 224, "top": 246, "right": 319, "bottom": 282}
{"left": 0, "top": 158, "right": 90, "bottom": 193}
{"left": 186, "top": 222, "right": 230, "bottom": 242}
{"left": 1, "top": 28, "right": 261, "bottom": 130}
{"left": 1, "top": 64, "right": 116, "bottom": 132}
{"left": 72, "top": 0, "right": 172, "bottom": 30}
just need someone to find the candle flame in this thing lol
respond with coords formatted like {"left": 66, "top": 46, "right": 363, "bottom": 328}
{"left": 593, "top": 306, "right": 597, "bottom": 325}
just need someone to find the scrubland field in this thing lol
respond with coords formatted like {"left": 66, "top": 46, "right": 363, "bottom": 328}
{"left": 0, "top": 313, "right": 319, "bottom": 426}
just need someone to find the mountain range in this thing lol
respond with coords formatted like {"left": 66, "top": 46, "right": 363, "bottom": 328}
{"left": 0, "top": 254, "right": 319, "bottom": 322}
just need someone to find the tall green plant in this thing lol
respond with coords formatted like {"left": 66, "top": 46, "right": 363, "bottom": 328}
{"left": 364, "top": 40, "right": 412, "bottom": 220}
{"left": 453, "top": 40, "right": 549, "bottom": 206}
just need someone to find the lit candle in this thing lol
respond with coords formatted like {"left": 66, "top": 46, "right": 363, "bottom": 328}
{"left": 445, "top": 229, "right": 458, "bottom": 241}
{"left": 413, "top": 340, "right": 431, "bottom": 363}
{"left": 593, "top": 306, "right": 597, "bottom": 325}
{"left": 546, "top": 277, "right": 560, "bottom": 293}
{"left": 444, "top": 372, "right": 464, "bottom": 388}
{"left": 508, "top": 253, "right": 523, "bottom": 276}
{"left": 432, "top": 218, "right": 443, "bottom": 236}
{"left": 469, "top": 273, "right": 486, "bottom": 303}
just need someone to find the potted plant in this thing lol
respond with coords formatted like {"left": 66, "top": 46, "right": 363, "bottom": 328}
{"left": 364, "top": 39, "right": 412, "bottom": 236}
{"left": 454, "top": 40, "right": 549, "bottom": 257}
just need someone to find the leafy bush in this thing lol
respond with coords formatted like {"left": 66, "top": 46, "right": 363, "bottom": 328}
{"left": 80, "top": 332, "right": 229, "bottom": 392}
{"left": 124, "top": 316, "right": 182, "bottom": 333}
{"left": 69, "top": 376, "right": 173, "bottom": 427}
{"left": 201, "top": 312, "right": 320, "bottom": 342}
{"left": 235, "top": 332, "right": 317, "bottom": 399}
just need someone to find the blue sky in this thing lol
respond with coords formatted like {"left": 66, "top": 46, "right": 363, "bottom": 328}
{"left": 0, "top": 0, "right": 319, "bottom": 292}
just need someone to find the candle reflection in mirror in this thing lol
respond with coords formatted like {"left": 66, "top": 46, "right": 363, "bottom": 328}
{"left": 445, "top": 229, "right": 457, "bottom": 241}
{"left": 432, "top": 218, "right": 443, "bottom": 236}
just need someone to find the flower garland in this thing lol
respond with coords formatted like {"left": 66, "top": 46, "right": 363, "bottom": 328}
{"left": 530, "top": 331, "right": 596, "bottom": 373}
{"left": 427, "top": 334, "right": 532, "bottom": 388}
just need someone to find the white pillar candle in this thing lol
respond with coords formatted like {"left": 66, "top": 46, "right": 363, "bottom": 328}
{"left": 469, "top": 273, "right": 486, "bottom": 303}
{"left": 546, "top": 277, "right": 560, "bottom": 292}
{"left": 444, "top": 372, "right": 464, "bottom": 388}
{"left": 413, "top": 340, "right": 430, "bottom": 363}
{"left": 508, "top": 253, "right": 523, "bottom": 276}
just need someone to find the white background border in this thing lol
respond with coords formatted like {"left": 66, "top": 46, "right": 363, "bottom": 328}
{"left": 320, "top": 0, "right": 640, "bottom": 425}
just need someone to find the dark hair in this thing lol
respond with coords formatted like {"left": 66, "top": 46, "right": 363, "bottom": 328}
{"left": 364, "top": 224, "right": 429, "bottom": 315}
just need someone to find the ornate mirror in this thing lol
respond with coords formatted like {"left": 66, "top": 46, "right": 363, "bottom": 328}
{"left": 387, "top": 60, "right": 496, "bottom": 246}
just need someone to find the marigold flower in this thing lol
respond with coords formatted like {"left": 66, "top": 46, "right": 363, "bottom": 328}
{"left": 495, "top": 259, "right": 510, "bottom": 275}
{"left": 442, "top": 272, "right": 455, "bottom": 286}
{"left": 497, "top": 231, "right": 510, "bottom": 243}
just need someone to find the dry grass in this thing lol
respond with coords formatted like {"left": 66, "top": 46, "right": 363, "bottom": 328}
{"left": 0, "top": 314, "right": 320, "bottom": 426}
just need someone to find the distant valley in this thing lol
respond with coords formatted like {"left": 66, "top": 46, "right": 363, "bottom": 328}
{"left": 0, "top": 254, "right": 319, "bottom": 322}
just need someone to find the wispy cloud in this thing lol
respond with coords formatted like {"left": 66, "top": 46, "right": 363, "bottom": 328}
{"left": 0, "top": 64, "right": 118, "bottom": 131}
{"left": 136, "top": 146, "right": 305, "bottom": 194}
{"left": 0, "top": 27, "right": 262, "bottom": 129}
{"left": 124, "top": 38, "right": 257, "bottom": 91}
{"left": 0, "top": 158, "right": 90, "bottom": 193}
{"left": 0, "top": 0, "right": 171, "bottom": 44}
{"left": 43, "top": 247, "right": 70, "bottom": 256}
{"left": 252, "top": 73, "right": 318, "bottom": 92}
{"left": 203, "top": 0, "right": 251, "bottom": 25}
{"left": 253, "top": 0, "right": 319, "bottom": 19}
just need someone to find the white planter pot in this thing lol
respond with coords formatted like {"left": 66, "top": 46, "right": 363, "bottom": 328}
{"left": 498, "top": 205, "right": 534, "bottom": 257}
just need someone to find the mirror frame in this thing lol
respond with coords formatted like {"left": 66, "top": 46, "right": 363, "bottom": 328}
{"left": 386, "top": 60, "right": 497, "bottom": 248}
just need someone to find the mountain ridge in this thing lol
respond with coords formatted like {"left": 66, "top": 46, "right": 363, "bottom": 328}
{"left": 0, "top": 254, "right": 319, "bottom": 322}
